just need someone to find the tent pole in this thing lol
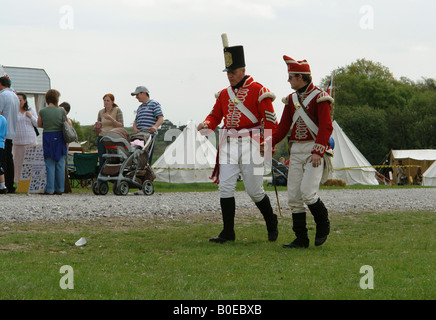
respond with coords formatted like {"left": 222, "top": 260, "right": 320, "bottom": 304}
{"left": 331, "top": 70, "right": 336, "bottom": 120}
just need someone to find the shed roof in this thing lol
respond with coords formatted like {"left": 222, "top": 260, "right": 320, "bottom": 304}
{"left": 2, "top": 66, "right": 50, "bottom": 94}
{"left": 391, "top": 149, "right": 436, "bottom": 161}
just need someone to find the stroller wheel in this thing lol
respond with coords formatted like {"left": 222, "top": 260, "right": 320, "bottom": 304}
{"left": 92, "top": 181, "right": 100, "bottom": 195}
{"left": 142, "top": 180, "right": 154, "bottom": 196}
{"left": 113, "top": 182, "right": 120, "bottom": 195}
{"left": 117, "top": 181, "right": 129, "bottom": 196}
{"left": 99, "top": 181, "right": 109, "bottom": 195}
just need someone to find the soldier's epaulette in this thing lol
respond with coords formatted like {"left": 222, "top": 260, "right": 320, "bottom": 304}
{"left": 258, "top": 86, "right": 276, "bottom": 103}
{"left": 215, "top": 90, "right": 223, "bottom": 99}
{"left": 281, "top": 95, "right": 291, "bottom": 105}
{"left": 258, "top": 92, "right": 276, "bottom": 103}
{"left": 316, "top": 91, "right": 334, "bottom": 104}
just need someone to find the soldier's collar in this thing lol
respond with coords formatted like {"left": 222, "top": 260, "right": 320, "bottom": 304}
{"left": 297, "top": 82, "right": 311, "bottom": 94}
{"left": 232, "top": 75, "right": 249, "bottom": 90}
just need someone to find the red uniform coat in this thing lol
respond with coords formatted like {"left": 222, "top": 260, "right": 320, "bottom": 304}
{"left": 272, "top": 82, "right": 333, "bottom": 157}
{"left": 203, "top": 75, "right": 277, "bottom": 132}
{"left": 203, "top": 75, "right": 277, "bottom": 184}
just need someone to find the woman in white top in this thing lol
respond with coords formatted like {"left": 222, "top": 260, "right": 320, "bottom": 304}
{"left": 13, "top": 93, "right": 38, "bottom": 183}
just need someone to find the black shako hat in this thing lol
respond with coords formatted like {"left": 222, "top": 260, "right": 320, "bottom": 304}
{"left": 221, "top": 33, "right": 245, "bottom": 72}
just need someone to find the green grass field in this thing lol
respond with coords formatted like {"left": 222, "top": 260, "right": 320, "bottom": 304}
{"left": 0, "top": 206, "right": 434, "bottom": 300}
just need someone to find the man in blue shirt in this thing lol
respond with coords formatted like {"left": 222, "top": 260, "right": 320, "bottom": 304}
{"left": 132, "top": 86, "right": 163, "bottom": 133}
{"left": 131, "top": 86, "right": 164, "bottom": 162}
{"left": 0, "top": 76, "right": 19, "bottom": 193}
{"left": 131, "top": 86, "right": 164, "bottom": 195}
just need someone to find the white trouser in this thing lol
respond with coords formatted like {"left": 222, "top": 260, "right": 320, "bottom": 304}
{"left": 287, "top": 141, "right": 323, "bottom": 213}
{"left": 219, "top": 136, "right": 265, "bottom": 202}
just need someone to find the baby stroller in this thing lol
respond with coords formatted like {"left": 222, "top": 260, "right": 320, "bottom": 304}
{"left": 268, "top": 158, "right": 288, "bottom": 187}
{"left": 92, "top": 128, "right": 156, "bottom": 196}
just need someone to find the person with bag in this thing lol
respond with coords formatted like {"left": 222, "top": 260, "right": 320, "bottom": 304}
{"left": 197, "top": 34, "right": 279, "bottom": 243}
{"left": 271, "top": 55, "right": 334, "bottom": 249}
{"left": 37, "top": 89, "right": 70, "bottom": 195}
{"left": 13, "top": 93, "right": 38, "bottom": 184}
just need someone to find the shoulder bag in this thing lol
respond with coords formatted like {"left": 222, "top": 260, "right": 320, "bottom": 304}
{"left": 62, "top": 108, "right": 78, "bottom": 143}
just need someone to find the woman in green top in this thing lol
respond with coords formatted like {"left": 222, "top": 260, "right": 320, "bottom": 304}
{"left": 37, "top": 89, "right": 71, "bottom": 195}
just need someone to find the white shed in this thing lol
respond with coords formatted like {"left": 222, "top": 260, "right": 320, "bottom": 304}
{"left": 1, "top": 65, "right": 51, "bottom": 112}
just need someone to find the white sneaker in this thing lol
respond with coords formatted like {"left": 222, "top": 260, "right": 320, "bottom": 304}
{"left": 133, "top": 190, "right": 143, "bottom": 195}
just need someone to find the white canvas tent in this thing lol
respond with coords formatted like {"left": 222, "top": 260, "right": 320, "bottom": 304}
{"left": 330, "top": 120, "right": 378, "bottom": 185}
{"left": 152, "top": 121, "right": 217, "bottom": 183}
{"left": 423, "top": 161, "right": 436, "bottom": 186}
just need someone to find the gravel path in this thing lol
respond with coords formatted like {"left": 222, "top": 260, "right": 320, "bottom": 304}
{"left": 1, "top": 188, "right": 435, "bottom": 222}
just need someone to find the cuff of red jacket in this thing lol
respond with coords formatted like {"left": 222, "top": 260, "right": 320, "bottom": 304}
{"left": 312, "top": 143, "right": 326, "bottom": 157}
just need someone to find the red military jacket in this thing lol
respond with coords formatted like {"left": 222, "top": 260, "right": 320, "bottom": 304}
{"left": 203, "top": 75, "right": 277, "bottom": 133}
{"left": 272, "top": 82, "right": 333, "bottom": 157}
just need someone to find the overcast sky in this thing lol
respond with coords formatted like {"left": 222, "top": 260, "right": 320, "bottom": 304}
{"left": 1, "top": 0, "right": 435, "bottom": 127}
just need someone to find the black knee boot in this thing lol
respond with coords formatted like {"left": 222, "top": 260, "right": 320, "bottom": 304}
{"left": 210, "top": 197, "right": 236, "bottom": 243}
{"left": 283, "top": 212, "right": 309, "bottom": 248}
{"left": 255, "top": 195, "right": 279, "bottom": 241}
{"left": 308, "top": 198, "right": 330, "bottom": 246}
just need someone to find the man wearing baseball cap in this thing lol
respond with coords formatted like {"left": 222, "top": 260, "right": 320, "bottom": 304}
{"left": 131, "top": 85, "right": 164, "bottom": 194}
{"left": 272, "top": 55, "right": 334, "bottom": 249}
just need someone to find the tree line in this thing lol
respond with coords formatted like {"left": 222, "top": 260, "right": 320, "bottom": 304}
{"left": 321, "top": 58, "right": 435, "bottom": 165}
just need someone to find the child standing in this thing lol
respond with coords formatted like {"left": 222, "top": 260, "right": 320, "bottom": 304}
{"left": 0, "top": 112, "right": 8, "bottom": 193}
